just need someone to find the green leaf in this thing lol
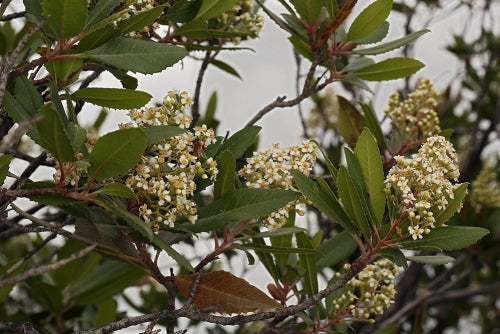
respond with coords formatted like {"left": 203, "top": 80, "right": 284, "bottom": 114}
{"left": 45, "top": 56, "right": 83, "bottom": 85}
{"left": 253, "top": 227, "right": 306, "bottom": 238}
{"left": 406, "top": 255, "right": 455, "bottom": 265}
{"left": 36, "top": 103, "right": 75, "bottom": 162}
{"left": 185, "top": 189, "right": 300, "bottom": 233}
{"left": 434, "top": 183, "right": 469, "bottom": 226}
{"left": 337, "top": 96, "right": 365, "bottom": 148}
{"left": 292, "top": 172, "right": 358, "bottom": 235}
{"left": 193, "top": 0, "right": 238, "bottom": 20}
{"left": 84, "top": 37, "right": 187, "bottom": 74}
{"left": 374, "top": 324, "right": 397, "bottom": 334}
{"left": 105, "top": 202, "right": 154, "bottom": 242}
{"left": 343, "top": 57, "right": 375, "bottom": 73}
{"left": 354, "top": 29, "right": 430, "bottom": 55}
{"left": 214, "top": 150, "right": 236, "bottom": 200}
{"left": 72, "top": 88, "right": 151, "bottom": 109}
{"left": 108, "top": 68, "right": 138, "bottom": 90}
{"left": 142, "top": 125, "right": 185, "bottom": 146}
{"left": 49, "top": 82, "right": 69, "bottom": 125}
{"left": 312, "top": 139, "right": 338, "bottom": 183}
{"left": 354, "top": 128, "right": 386, "bottom": 224}
{"left": 69, "top": 260, "right": 144, "bottom": 305}
{"left": 14, "top": 76, "right": 43, "bottom": 115}
{"left": 337, "top": 166, "right": 371, "bottom": 240}
{"left": 94, "top": 183, "right": 137, "bottom": 199}
{"left": 251, "top": 238, "right": 280, "bottom": 280}
{"left": 163, "top": 0, "right": 202, "bottom": 23}
{"left": 218, "top": 126, "right": 261, "bottom": 158}
{"left": 353, "top": 57, "right": 425, "bottom": 81}
{"left": 151, "top": 234, "right": 194, "bottom": 272}
{"left": 117, "top": 5, "right": 167, "bottom": 34}
{"left": 376, "top": 248, "right": 407, "bottom": 269}
{"left": 236, "top": 243, "right": 317, "bottom": 254}
{"left": 88, "top": 127, "right": 147, "bottom": 179}
{"left": 347, "top": 0, "right": 393, "bottom": 41}
{"left": 0, "top": 154, "right": 14, "bottom": 186}
{"left": 316, "top": 231, "right": 357, "bottom": 271}
{"left": 94, "top": 298, "right": 116, "bottom": 328}
{"left": 290, "top": 0, "right": 322, "bottom": 24}
{"left": 296, "top": 232, "right": 318, "bottom": 295}
{"left": 43, "top": 0, "right": 87, "bottom": 38}
{"left": 359, "top": 102, "right": 387, "bottom": 150}
{"left": 175, "top": 20, "right": 251, "bottom": 39}
{"left": 85, "top": 0, "right": 120, "bottom": 31}
{"left": 351, "top": 21, "right": 389, "bottom": 45}
{"left": 66, "top": 122, "right": 87, "bottom": 152}
{"left": 399, "top": 226, "right": 489, "bottom": 251}
{"left": 211, "top": 59, "right": 242, "bottom": 80}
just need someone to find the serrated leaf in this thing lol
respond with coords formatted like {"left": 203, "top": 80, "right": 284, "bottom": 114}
{"left": 193, "top": 0, "right": 238, "bottom": 20}
{"left": 14, "top": 76, "right": 43, "bottom": 115}
{"left": 354, "top": 128, "right": 385, "bottom": 224}
{"left": 142, "top": 125, "right": 185, "bottom": 146}
{"left": 292, "top": 172, "right": 358, "bottom": 235}
{"left": 185, "top": 189, "right": 300, "bottom": 233}
{"left": 347, "top": 0, "right": 393, "bottom": 42}
{"left": 85, "top": 0, "right": 120, "bottom": 31}
{"left": 406, "top": 255, "right": 455, "bottom": 265}
{"left": 88, "top": 127, "right": 147, "bottom": 179}
{"left": 43, "top": 0, "right": 87, "bottom": 38}
{"left": 84, "top": 37, "right": 187, "bottom": 74}
{"left": 337, "top": 96, "right": 365, "bottom": 148}
{"left": 434, "top": 183, "right": 468, "bottom": 226}
{"left": 337, "top": 166, "right": 371, "bottom": 240}
{"left": 218, "top": 126, "right": 261, "bottom": 158}
{"left": 351, "top": 21, "right": 389, "bottom": 45}
{"left": 116, "top": 5, "right": 166, "bottom": 34}
{"left": 316, "top": 231, "right": 358, "bottom": 271}
{"left": 353, "top": 57, "right": 425, "bottom": 81}
{"left": 214, "top": 150, "right": 236, "bottom": 200}
{"left": 0, "top": 154, "right": 14, "bottom": 186}
{"left": 354, "top": 29, "right": 430, "bottom": 55}
{"left": 163, "top": 0, "right": 202, "bottom": 23}
{"left": 69, "top": 260, "right": 144, "bottom": 305}
{"left": 174, "top": 271, "right": 284, "bottom": 313}
{"left": 399, "top": 226, "right": 489, "bottom": 251}
{"left": 211, "top": 59, "right": 242, "bottom": 80}
{"left": 94, "top": 183, "right": 137, "bottom": 199}
{"left": 151, "top": 234, "right": 194, "bottom": 272}
{"left": 36, "top": 104, "right": 75, "bottom": 162}
{"left": 72, "top": 88, "right": 151, "bottom": 109}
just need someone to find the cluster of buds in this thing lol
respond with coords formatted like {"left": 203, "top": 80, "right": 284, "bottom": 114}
{"left": 214, "top": 0, "right": 264, "bottom": 45}
{"left": 332, "top": 260, "right": 400, "bottom": 322}
{"left": 238, "top": 140, "right": 318, "bottom": 230}
{"left": 384, "top": 78, "right": 441, "bottom": 148}
{"left": 125, "top": 91, "right": 217, "bottom": 231}
{"left": 385, "top": 136, "right": 461, "bottom": 240}
{"left": 306, "top": 88, "right": 340, "bottom": 138}
{"left": 470, "top": 163, "right": 500, "bottom": 212}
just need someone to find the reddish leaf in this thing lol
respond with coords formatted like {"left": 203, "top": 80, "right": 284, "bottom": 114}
{"left": 174, "top": 271, "right": 285, "bottom": 314}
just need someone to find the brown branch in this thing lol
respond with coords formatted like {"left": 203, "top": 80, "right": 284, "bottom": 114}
{"left": 0, "top": 321, "right": 40, "bottom": 334}
{"left": 0, "top": 11, "right": 25, "bottom": 21}
{"left": 190, "top": 51, "right": 216, "bottom": 128}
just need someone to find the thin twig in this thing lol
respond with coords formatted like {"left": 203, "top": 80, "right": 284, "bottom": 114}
{"left": 190, "top": 51, "right": 215, "bottom": 127}
{"left": 0, "top": 10, "right": 25, "bottom": 21}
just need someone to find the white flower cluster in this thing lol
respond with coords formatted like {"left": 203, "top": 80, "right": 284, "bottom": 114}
{"left": 125, "top": 91, "right": 217, "bottom": 231}
{"left": 116, "top": 0, "right": 159, "bottom": 38}
{"left": 238, "top": 140, "right": 318, "bottom": 230}
{"left": 333, "top": 260, "right": 400, "bottom": 321}
{"left": 385, "top": 136, "right": 461, "bottom": 240}
{"left": 384, "top": 78, "right": 441, "bottom": 145}
{"left": 470, "top": 164, "right": 500, "bottom": 212}
{"left": 216, "top": 0, "right": 264, "bottom": 45}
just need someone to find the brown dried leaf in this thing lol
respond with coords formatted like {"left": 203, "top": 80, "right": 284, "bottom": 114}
{"left": 174, "top": 270, "right": 285, "bottom": 314}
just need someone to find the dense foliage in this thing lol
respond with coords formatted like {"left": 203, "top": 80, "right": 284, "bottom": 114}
{"left": 0, "top": 0, "right": 498, "bottom": 333}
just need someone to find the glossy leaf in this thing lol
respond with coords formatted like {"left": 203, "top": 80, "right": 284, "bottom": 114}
{"left": 142, "top": 125, "right": 185, "bottom": 146}
{"left": 174, "top": 271, "right": 285, "bottom": 314}
{"left": 354, "top": 29, "right": 430, "bottom": 55}
{"left": 399, "top": 226, "right": 489, "bottom": 251}
{"left": 88, "top": 127, "right": 147, "bottom": 179}
{"left": 214, "top": 150, "right": 236, "bottom": 200}
{"left": 347, "top": 0, "right": 393, "bottom": 42}
{"left": 252, "top": 238, "right": 280, "bottom": 280}
{"left": 151, "top": 234, "right": 195, "bottom": 272}
{"left": 43, "top": 0, "right": 87, "bottom": 38}
{"left": 354, "top": 57, "right": 425, "bottom": 81}
{"left": 84, "top": 37, "right": 187, "bottom": 74}
{"left": 69, "top": 260, "right": 144, "bottom": 305}
{"left": 354, "top": 128, "right": 386, "bottom": 224}
{"left": 36, "top": 104, "right": 75, "bottom": 162}
{"left": 406, "top": 255, "right": 455, "bottom": 265}
{"left": 292, "top": 172, "right": 358, "bottom": 235}
{"left": 163, "top": 0, "right": 202, "bottom": 23}
{"left": 218, "top": 126, "right": 261, "bottom": 158}
{"left": 211, "top": 59, "right": 242, "bottom": 80}
{"left": 343, "top": 57, "right": 375, "bottom": 73}
{"left": 434, "top": 183, "right": 469, "bottom": 226}
{"left": 72, "top": 88, "right": 151, "bottom": 109}
{"left": 93, "top": 183, "right": 138, "bottom": 199}
{"left": 193, "top": 0, "right": 238, "bottom": 20}
{"left": 316, "top": 231, "right": 357, "bottom": 271}
{"left": 0, "top": 154, "right": 13, "bottom": 186}
{"left": 337, "top": 96, "right": 365, "bottom": 148}
{"left": 186, "top": 189, "right": 300, "bottom": 233}
{"left": 296, "top": 232, "right": 318, "bottom": 295}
